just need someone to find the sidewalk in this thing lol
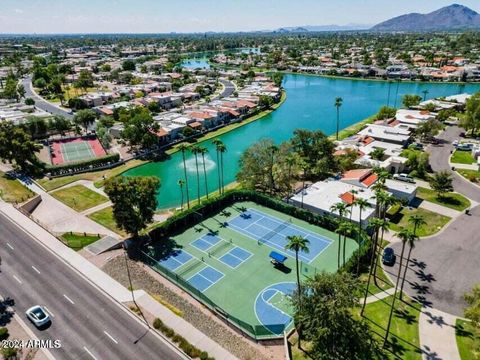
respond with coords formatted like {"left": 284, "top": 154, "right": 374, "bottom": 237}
{"left": 450, "top": 162, "right": 479, "bottom": 170}
{"left": 419, "top": 200, "right": 462, "bottom": 218}
{"left": 364, "top": 288, "right": 395, "bottom": 304}
{"left": 419, "top": 308, "right": 461, "bottom": 360}
{"left": 0, "top": 202, "right": 237, "bottom": 360}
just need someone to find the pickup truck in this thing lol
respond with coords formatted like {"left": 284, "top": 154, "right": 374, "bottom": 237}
{"left": 393, "top": 173, "right": 416, "bottom": 183}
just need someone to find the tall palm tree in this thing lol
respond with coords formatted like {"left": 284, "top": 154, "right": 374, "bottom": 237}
{"left": 372, "top": 218, "right": 390, "bottom": 286}
{"left": 334, "top": 97, "right": 343, "bottom": 141}
{"left": 422, "top": 89, "right": 429, "bottom": 101}
{"left": 384, "top": 228, "right": 414, "bottom": 347}
{"left": 178, "top": 144, "right": 190, "bottom": 209}
{"left": 285, "top": 154, "right": 297, "bottom": 203}
{"left": 212, "top": 139, "right": 223, "bottom": 195}
{"left": 190, "top": 146, "right": 201, "bottom": 204}
{"left": 338, "top": 221, "right": 354, "bottom": 267}
{"left": 399, "top": 215, "right": 426, "bottom": 300}
{"left": 177, "top": 179, "right": 185, "bottom": 210}
{"left": 394, "top": 79, "right": 401, "bottom": 108}
{"left": 386, "top": 80, "right": 393, "bottom": 107}
{"left": 198, "top": 146, "right": 209, "bottom": 200}
{"left": 217, "top": 142, "right": 227, "bottom": 194}
{"left": 354, "top": 197, "right": 370, "bottom": 275}
{"left": 330, "top": 202, "right": 349, "bottom": 268}
{"left": 361, "top": 217, "right": 383, "bottom": 316}
{"left": 285, "top": 235, "right": 310, "bottom": 296}
{"left": 268, "top": 145, "right": 278, "bottom": 195}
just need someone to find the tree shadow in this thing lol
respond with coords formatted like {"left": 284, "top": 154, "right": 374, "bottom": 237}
{"left": 394, "top": 308, "right": 417, "bottom": 326}
{"left": 410, "top": 281, "right": 431, "bottom": 295}
{"left": 455, "top": 322, "right": 473, "bottom": 339}
{"left": 414, "top": 269, "right": 436, "bottom": 283}
{"left": 412, "top": 295, "right": 433, "bottom": 308}
{"left": 141, "top": 237, "right": 183, "bottom": 262}
{"left": 220, "top": 210, "right": 231, "bottom": 217}
{"left": 422, "top": 345, "right": 442, "bottom": 360}
{"left": 410, "top": 258, "right": 427, "bottom": 270}
{"left": 423, "top": 311, "right": 447, "bottom": 327}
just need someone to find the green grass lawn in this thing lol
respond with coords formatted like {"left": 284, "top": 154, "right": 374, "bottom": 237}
{"left": 38, "top": 159, "right": 146, "bottom": 191}
{"left": 359, "top": 256, "right": 394, "bottom": 296}
{"left": 456, "top": 319, "right": 480, "bottom": 360}
{"left": 458, "top": 169, "right": 480, "bottom": 184}
{"left": 51, "top": 185, "right": 108, "bottom": 212}
{"left": 416, "top": 187, "right": 471, "bottom": 211}
{"left": 389, "top": 207, "right": 450, "bottom": 237}
{"left": 59, "top": 232, "right": 102, "bottom": 251}
{"left": 0, "top": 171, "right": 35, "bottom": 203}
{"left": 88, "top": 206, "right": 127, "bottom": 236}
{"left": 363, "top": 296, "right": 422, "bottom": 360}
{"left": 451, "top": 150, "right": 476, "bottom": 165}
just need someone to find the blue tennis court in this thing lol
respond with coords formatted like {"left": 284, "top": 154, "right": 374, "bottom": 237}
{"left": 191, "top": 233, "right": 221, "bottom": 252}
{"left": 188, "top": 266, "right": 224, "bottom": 292}
{"left": 159, "top": 250, "right": 193, "bottom": 271}
{"left": 228, "top": 208, "right": 332, "bottom": 263}
{"left": 218, "top": 246, "right": 252, "bottom": 268}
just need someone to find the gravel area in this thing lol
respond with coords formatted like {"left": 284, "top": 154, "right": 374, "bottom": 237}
{"left": 102, "top": 255, "right": 275, "bottom": 360}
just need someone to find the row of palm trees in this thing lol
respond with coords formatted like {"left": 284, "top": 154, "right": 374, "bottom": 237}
{"left": 177, "top": 139, "right": 227, "bottom": 210}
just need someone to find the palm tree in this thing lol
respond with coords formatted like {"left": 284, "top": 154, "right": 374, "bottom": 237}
{"left": 178, "top": 144, "right": 191, "bottom": 209}
{"left": 394, "top": 79, "right": 401, "bottom": 108}
{"left": 384, "top": 228, "right": 414, "bottom": 347}
{"left": 361, "top": 217, "right": 384, "bottom": 316}
{"left": 372, "top": 218, "right": 389, "bottom": 286}
{"left": 330, "top": 202, "right": 349, "bottom": 268}
{"left": 190, "top": 146, "right": 201, "bottom": 204}
{"left": 386, "top": 80, "right": 393, "bottom": 107}
{"left": 285, "top": 154, "right": 297, "bottom": 203}
{"left": 354, "top": 197, "right": 370, "bottom": 275}
{"left": 422, "top": 89, "right": 429, "bottom": 101}
{"left": 212, "top": 139, "right": 223, "bottom": 195}
{"left": 198, "top": 146, "right": 209, "bottom": 199}
{"left": 285, "top": 235, "right": 310, "bottom": 296}
{"left": 338, "top": 221, "right": 354, "bottom": 267}
{"left": 334, "top": 97, "right": 343, "bottom": 141}
{"left": 399, "top": 215, "right": 426, "bottom": 300}
{"left": 217, "top": 142, "right": 227, "bottom": 194}
{"left": 177, "top": 179, "right": 185, "bottom": 210}
{"left": 268, "top": 145, "right": 278, "bottom": 195}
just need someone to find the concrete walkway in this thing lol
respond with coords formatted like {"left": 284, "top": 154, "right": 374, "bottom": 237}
{"left": 0, "top": 201, "right": 237, "bottom": 360}
{"left": 364, "top": 288, "right": 396, "bottom": 304}
{"left": 451, "top": 162, "right": 479, "bottom": 170}
{"left": 419, "top": 308, "right": 461, "bottom": 360}
{"left": 81, "top": 201, "right": 112, "bottom": 216}
{"left": 419, "top": 200, "right": 462, "bottom": 218}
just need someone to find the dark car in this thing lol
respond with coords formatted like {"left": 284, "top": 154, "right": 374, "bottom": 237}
{"left": 382, "top": 247, "right": 396, "bottom": 266}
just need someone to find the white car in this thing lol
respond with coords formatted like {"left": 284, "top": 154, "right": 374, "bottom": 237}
{"left": 393, "top": 173, "right": 415, "bottom": 184}
{"left": 26, "top": 306, "right": 51, "bottom": 328}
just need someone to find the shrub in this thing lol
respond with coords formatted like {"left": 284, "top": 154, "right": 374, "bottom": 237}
{"left": 0, "top": 327, "right": 8, "bottom": 340}
{"left": 153, "top": 318, "right": 163, "bottom": 329}
{"left": 1, "top": 346, "right": 17, "bottom": 359}
{"left": 199, "top": 351, "right": 210, "bottom": 360}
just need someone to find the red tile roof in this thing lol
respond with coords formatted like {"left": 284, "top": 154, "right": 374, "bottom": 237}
{"left": 342, "top": 169, "right": 371, "bottom": 180}
{"left": 189, "top": 121, "right": 202, "bottom": 128}
{"left": 340, "top": 192, "right": 355, "bottom": 205}
{"left": 361, "top": 173, "right": 378, "bottom": 187}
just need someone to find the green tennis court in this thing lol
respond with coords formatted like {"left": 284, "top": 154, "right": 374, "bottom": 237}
{"left": 143, "top": 201, "right": 358, "bottom": 339}
{"left": 61, "top": 141, "right": 96, "bottom": 163}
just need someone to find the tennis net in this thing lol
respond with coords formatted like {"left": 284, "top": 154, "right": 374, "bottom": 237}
{"left": 258, "top": 218, "right": 292, "bottom": 245}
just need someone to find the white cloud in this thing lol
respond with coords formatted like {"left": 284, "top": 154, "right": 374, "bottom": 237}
{"left": 14, "top": 8, "right": 23, "bottom": 14}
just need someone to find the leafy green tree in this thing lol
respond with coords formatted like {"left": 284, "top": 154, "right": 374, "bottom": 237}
{"left": 24, "top": 116, "right": 48, "bottom": 139}
{"left": 293, "top": 272, "right": 380, "bottom": 360}
{"left": 258, "top": 95, "right": 274, "bottom": 108}
{"left": 416, "top": 118, "right": 442, "bottom": 140}
{"left": 464, "top": 285, "right": 480, "bottom": 327}
{"left": 121, "top": 108, "right": 159, "bottom": 149}
{"left": 270, "top": 72, "right": 284, "bottom": 87}
{"left": 74, "top": 69, "right": 94, "bottom": 94}
{"left": 430, "top": 171, "right": 453, "bottom": 198}
{"left": 104, "top": 176, "right": 160, "bottom": 239}
{"left": 370, "top": 147, "right": 385, "bottom": 161}
{"left": 402, "top": 94, "right": 422, "bottom": 108}
{"left": 73, "top": 109, "right": 97, "bottom": 134}
{"left": 2, "top": 76, "right": 20, "bottom": 101}
{"left": 375, "top": 106, "right": 396, "bottom": 120}
{"left": 49, "top": 115, "right": 71, "bottom": 136}
{"left": 25, "top": 98, "right": 35, "bottom": 106}
{"left": 122, "top": 60, "right": 136, "bottom": 71}
{"left": 461, "top": 92, "right": 480, "bottom": 135}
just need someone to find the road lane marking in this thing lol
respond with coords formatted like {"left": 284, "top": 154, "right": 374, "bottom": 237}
{"left": 12, "top": 275, "right": 22, "bottom": 284}
{"left": 6, "top": 243, "right": 14, "bottom": 250}
{"left": 63, "top": 294, "right": 75, "bottom": 305}
{"left": 103, "top": 331, "right": 118, "bottom": 344}
{"left": 31, "top": 266, "right": 41, "bottom": 274}
{"left": 43, "top": 306, "right": 54, "bottom": 318}
{"left": 83, "top": 347, "right": 97, "bottom": 360}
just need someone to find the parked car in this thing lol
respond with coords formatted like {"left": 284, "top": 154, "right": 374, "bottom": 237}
{"left": 410, "top": 142, "right": 424, "bottom": 150}
{"left": 26, "top": 306, "right": 51, "bottom": 328}
{"left": 460, "top": 132, "right": 466, "bottom": 138}
{"left": 457, "top": 143, "right": 473, "bottom": 151}
{"left": 382, "top": 247, "right": 396, "bottom": 266}
{"left": 393, "top": 173, "right": 415, "bottom": 183}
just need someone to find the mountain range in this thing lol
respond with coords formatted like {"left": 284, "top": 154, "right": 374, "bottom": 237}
{"left": 371, "top": 4, "right": 480, "bottom": 31}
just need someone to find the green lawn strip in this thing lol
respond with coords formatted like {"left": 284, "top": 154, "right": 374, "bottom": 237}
{"left": 0, "top": 171, "right": 35, "bottom": 203}
{"left": 362, "top": 296, "right": 422, "bottom": 360}
{"left": 88, "top": 206, "right": 127, "bottom": 237}
{"left": 458, "top": 169, "right": 480, "bottom": 184}
{"left": 38, "top": 159, "right": 146, "bottom": 191}
{"left": 165, "top": 91, "right": 287, "bottom": 156}
{"left": 389, "top": 207, "right": 450, "bottom": 237}
{"left": 451, "top": 150, "right": 476, "bottom": 165}
{"left": 332, "top": 114, "right": 377, "bottom": 141}
{"left": 416, "top": 187, "right": 471, "bottom": 211}
{"left": 456, "top": 319, "right": 480, "bottom": 360}
{"left": 59, "top": 232, "right": 102, "bottom": 251}
{"left": 51, "top": 185, "right": 108, "bottom": 212}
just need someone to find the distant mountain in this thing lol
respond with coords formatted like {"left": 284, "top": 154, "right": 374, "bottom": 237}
{"left": 372, "top": 4, "right": 480, "bottom": 31}
{"left": 274, "top": 24, "right": 371, "bottom": 33}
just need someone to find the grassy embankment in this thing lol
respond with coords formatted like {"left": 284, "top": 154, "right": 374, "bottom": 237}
{"left": 0, "top": 171, "right": 35, "bottom": 203}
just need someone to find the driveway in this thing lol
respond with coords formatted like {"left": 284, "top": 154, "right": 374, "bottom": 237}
{"left": 214, "top": 79, "right": 235, "bottom": 100}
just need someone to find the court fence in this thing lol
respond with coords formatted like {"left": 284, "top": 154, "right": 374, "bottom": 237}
{"left": 141, "top": 250, "right": 292, "bottom": 341}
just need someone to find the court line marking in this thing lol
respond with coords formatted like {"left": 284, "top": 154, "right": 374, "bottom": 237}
{"left": 13, "top": 275, "right": 22, "bottom": 284}
{"left": 31, "top": 265, "right": 41, "bottom": 274}
{"left": 103, "top": 330, "right": 118, "bottom": 344}
{"left": 44, "top": 306, "right": 55, "bottom": 318}
{"left": 83, "top": 346, "right": 97, "bottom": 360}
{"left": 6, "top": 243, "right": 14, "bottom": 250}
{"left": 186, "top": 266, "right": 225, "bottom": 293}
{"left": 63, "top": 294, "right": 75, "bottom": 305}
{"left": 217, "top": 253, "right": 243, "bottom": 269}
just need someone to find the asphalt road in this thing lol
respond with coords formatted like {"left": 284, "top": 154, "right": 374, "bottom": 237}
{"left": 22, "top": 77, "right": 73, "bottom": 120}
{"left": 215, "top": 79, "right": 235, "bottom": 100}
{"left": 0, "top": 213, "right": 185, "bottom": 360}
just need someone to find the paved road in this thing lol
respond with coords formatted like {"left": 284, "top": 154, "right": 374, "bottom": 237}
{"left": 427, "top": 125, "right": 480, "bottom": 202}
{"left": 214, "top": 79, "right": 235, "bottom": 100}
{"left": 0, "top": 213, "right": 185, "bottom": 360}
{"left": 22, "top": 77, "right": 73, "bottom": 120}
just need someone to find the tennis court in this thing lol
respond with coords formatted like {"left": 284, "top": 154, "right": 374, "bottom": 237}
{"left": 143, "top": 201, "right": 358, "bottom": 339}
{"left": 49, "top": 137, "right": 107, "bottom": 165}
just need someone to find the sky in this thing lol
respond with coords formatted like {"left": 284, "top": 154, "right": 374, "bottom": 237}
{"left": 1, "top": 1, "right": 479, "bottom": 34}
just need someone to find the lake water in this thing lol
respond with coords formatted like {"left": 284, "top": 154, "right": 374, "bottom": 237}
{"left": 124, "top": 74, "right": 480, "bottom": 209}
{"left": 181, "top": 58, "right": 210, "bottom": 69}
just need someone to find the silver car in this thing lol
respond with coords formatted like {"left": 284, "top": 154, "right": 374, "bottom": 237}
{"left": 26, "top": 306, "right": 51, "bottom": 328}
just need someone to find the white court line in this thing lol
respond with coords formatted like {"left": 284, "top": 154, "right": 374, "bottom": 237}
{"left": 187, "top": 266, "right": 225, "bottom": 293}
{"left": 83, "top": 347, "right": 98, "bottom": 360}
{"left": 103, "top": 331, "right": 118, "bottom": 344}
{"left": 12, "top": 275, "right": 22, "bottom": 284}
{"left": 6, "top": 243, "right": 14, "bottom": 250}
{"left": 63, "top": 294, "right": 75, "bottom": 305}
{"left": 44, "top": 306, "right": 54, "bottom": 318}
{"left": 31, "top": 265, "right": 41, "bottom": 274}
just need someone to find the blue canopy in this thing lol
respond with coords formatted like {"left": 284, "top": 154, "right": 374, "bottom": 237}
{"left": 269, "top": 251, "right": 287, "bottom": 264}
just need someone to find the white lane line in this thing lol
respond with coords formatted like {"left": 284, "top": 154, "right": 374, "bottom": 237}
{"left": 43, "top": 306, "right": 54, "bottom": 318}
{"left": 63, "top": 294, "right": 75, "bottom": 305}
{"left": 31, "top": 265, "right": 41, "bottom": 274}
{"left": 103, "top": 330, "right": 118, "bottom": 344}
{"left": 6, "top": 243, "right": 14, "bottom": 250}
{"left": 83, "top": 347, "right": 98, "bottom": 360}
{"left": 12, "top": 275, "right": 22, "bottom": 284}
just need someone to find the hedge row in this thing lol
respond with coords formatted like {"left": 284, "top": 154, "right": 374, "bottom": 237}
{"left": 46, "top": 153, "right": 120, "bottom": 173}
{"left": 153, "top": 318, "right": 214, "bottom": 360}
